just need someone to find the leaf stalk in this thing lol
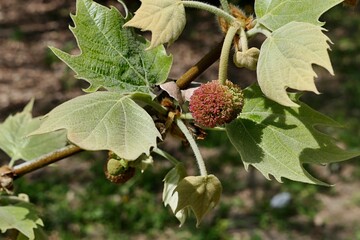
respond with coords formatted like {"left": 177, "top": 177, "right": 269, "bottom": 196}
{"left": 182, "top": 1, "right": 236, "bottom": 23}
{"left": 219, "top": 24, "right": 240, "bottom": 84}
{"left": 153, "top": 148, "right": 180, "bottom": 165}
{"left": 130, "top": 93, "right": 168, "bottom": 115}
{"left": 220, "top": 0, "right": 230, "bottom": 13}
{"left": 239, "top": 27, "right": 248, "bottom": 51}
{"left": 175, "top": 118, "right": 207, "bottom": 176}
{"left": 246, "top": 22, "right": 271, "bottom": 38}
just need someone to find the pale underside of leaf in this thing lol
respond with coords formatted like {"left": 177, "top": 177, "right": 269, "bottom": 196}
{"left": 51, "top": 0, "right": 172, "bottom": 94}
{"left": 175, "top": 175, "right": 222, "bottom": 226}
{"left": 226, "top": 85, "right": 360, "bottom": 185}
{"left": 32, "top": 92, "right": 161, "bottom": 160}
{"left": 124, "top": 0, "right": 186, "bottom": 49}
{"left": 255, "top": 0, "right": 343, "bottom": 31}
{"left": 257, "top": 21, "right": 334, "bottom": 107}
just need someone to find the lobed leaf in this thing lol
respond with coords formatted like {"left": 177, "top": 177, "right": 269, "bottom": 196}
{"left": 0, "top": 100, "right": 67, "bottom": 163}
{"left": 226, "top": 85, "right": 360, "bottom": 185}
{"left": 257, "top": 21, "right": 333, "bottom": 107}
{"left": 175, "top": 175, "right": 222, "bottom": 226}
{"left": 51, "top": 0, "right": 172, "bottom": 94}
{"left": 255, "top": 0, "right": 343, "bottom": 31}
{"left": 124, "top": 0, "right": 186, "bottom": 49}
{"left": 32, "top": 92, "right": 161, "bottom": 160}
{"left": 0, "top": 201, "right": 44, "bottom": 240}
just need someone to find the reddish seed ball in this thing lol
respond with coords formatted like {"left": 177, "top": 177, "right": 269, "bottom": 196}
{"left": 189, "top": 80, "right": 243, "bottom": 128}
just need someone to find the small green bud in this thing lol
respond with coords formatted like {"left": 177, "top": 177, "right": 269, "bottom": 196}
{"left": 105, "top": 158, "right": 135, "bottom": 184}
{"left": 233, "top": 47, "right": 260, "bottom": 70}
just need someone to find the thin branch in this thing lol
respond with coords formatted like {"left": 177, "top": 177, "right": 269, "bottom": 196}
{"left": 176, "top": 40, "right": 223, "bottom": 89}
{"left": 12, "top": 145, "right": 83, "bottom": 179}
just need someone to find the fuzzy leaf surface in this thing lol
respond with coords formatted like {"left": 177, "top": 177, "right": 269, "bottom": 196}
{"left": 124, "top": 0, "right": 186, "bottom": 49}
{"left": 51, "top": 0, "right": 172, "bottom": 94}
{"left": 175, "top": 175, "right": 222, "bottom": 226}
{"left": 32, "top": 92, "right": 161, "bottom": 160}
{"left": 0, "top": 100, "right": 67, "bottom": 162}
{"left": 0, "top": 202, "right": 43, "bottom": 240}
{"left": 257, "top": 22, "right": 333, "bottom": 107}
{"left": 226, "top": 85, "right": 360, "bottom": 185}
{"left": 255, "top": 0, "right": 343, "bottom": 31}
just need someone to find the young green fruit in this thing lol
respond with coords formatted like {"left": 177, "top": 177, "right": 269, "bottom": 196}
{"left": 189, "top": 80, "right": 244, "bottom": 128}
{"left": 107, "top": 158, "right": 127, "bottom": 176}
{"left": 104, "top": 158, "right": 135, "bottom": 184}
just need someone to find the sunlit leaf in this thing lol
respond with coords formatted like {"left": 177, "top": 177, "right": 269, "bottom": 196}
{"left": 255, "top": 0, "right": 343, "bottom": 31}
{"left": 32, "top": 92, "right": 161, "bottom": 160}
{"left": 0, "top": 100, "right": 67, "bottom": 163}
{"left": 226, "top": 85, "right": 360, "bottom": 185}
{"left": 257, "top": 22, "right": 333, "bottom": 107}
{"left": 51, "top": 0, "right": 172, "bottom": 94}
{"left": 124, "top": 0, "right": 186, "bottom": 49}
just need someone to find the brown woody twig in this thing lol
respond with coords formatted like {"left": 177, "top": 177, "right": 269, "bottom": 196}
{"left": 176, "top": 39, "right": 224, "bottom": 89}
{"left": 11, "top": 145, "right": 83, "bottom": 179}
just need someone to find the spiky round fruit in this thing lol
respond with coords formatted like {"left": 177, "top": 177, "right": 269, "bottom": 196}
{"left": 189, "top": 80, "right": 244, "bottom": 128}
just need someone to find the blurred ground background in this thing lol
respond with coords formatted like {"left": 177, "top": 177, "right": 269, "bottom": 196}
{"left": 1, "top": 0, "right": 360, "bottom": 239}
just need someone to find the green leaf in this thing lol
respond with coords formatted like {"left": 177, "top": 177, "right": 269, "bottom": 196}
{"left": 16, "top": 228, "right": 47, "bottom": 240}
{"left": 51, "top": 0, "right": 172, "bottom": 94}
{"left": 0, "top": 201, "right": 44, "bottom": 240}
{"left": 175, "top": 175, "right": 222, "bottom": 227}
{"left": 124, "top": 0, "right": 186, "bottom": 49}
{"left": 32, "top": 92, "right": 161, "bottom": 160}
{"left": 128, "top": 154, "right": 154, "bottom": 173}
{"left": 226, "top": 85, "right": 360, "bottom": 185}
{"left": 257, "top": 22, "right": 333, "bottom": 107}
{"left": 255, "top": 0, "right": 343, "bottom": 31}
{"left": 0, "top": 100, "right": 67, "bottom": 163}
{"left": 162, "top": 164, "right": 189, "bottom": 226}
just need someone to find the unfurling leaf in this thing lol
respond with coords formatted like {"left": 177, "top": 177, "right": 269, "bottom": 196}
{"left": 255, "top": 0, "right": 343, "bottom": 31}
{"left": 226, "top": 85, "right": 360, "bottom": 185}
{"left": 175, "top": 175, "right": 222, "bottom": 227}
{"left": 233, "top": 47, "right": 260, "bottom": 70}
{"left": 32, "top": 92, "right": 161, "bottom": 160}
{"left": 257, "top": 22, "right": 334, "bottom": 107}
{"left": 124, "top": 0, "right": 186, "bottom": 49}
{"left": 0, "top": 100, "right": 67, "bottom": 163}
{"left": 163, "top": 164, "right": 189, "bottom": 226}
{"left": 51, "top": 0, "right": 172, "bottom": 94}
